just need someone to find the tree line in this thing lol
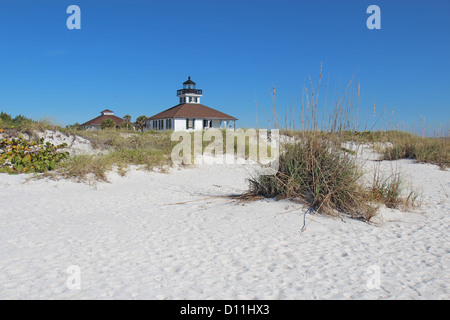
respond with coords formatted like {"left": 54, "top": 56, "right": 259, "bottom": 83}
{"left": 0, "top": 111, "right": 148, "bottom": 132}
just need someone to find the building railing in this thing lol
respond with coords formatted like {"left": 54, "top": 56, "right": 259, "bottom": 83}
{"left": 177, "top": 89, "right": 202, "bottom": 95}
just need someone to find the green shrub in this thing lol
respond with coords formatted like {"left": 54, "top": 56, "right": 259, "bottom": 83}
{"left": 370, "top": 166, "right": 420, "bottom": 209}
{"left": 100, "top": 119, "right": 116, "bottom": 130}
{"left": 0, "top": 134, "right": 69, "bottom": 174}
{"left": 0, "top": 112, "right": 12, "bottom": 123}
{"left": 250, "top": 137, "right": 374, "bottom": 220}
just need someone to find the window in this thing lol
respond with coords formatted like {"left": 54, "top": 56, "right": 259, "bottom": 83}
{"left": 153, "top": 120, "right": 157, "bottom": 130}
{"left": 186, "top": 119, "right": 194, "bottom": 129}
{"left": 203, "top": 119, "right": 212, "bottom": 128}
{"left": 166, "top": 119, "right": 172, "bottom": 130}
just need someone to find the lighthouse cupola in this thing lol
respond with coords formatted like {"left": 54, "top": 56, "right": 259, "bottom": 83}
{"left": 177, "top": 76, "right": 203, "bottom": 104}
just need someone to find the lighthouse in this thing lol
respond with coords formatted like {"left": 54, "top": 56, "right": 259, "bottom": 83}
{"left": 146, "top": 77, "right": 237, "bottom": 131}
{"left": 177, "top": 76, "right": 203, "bottom": 104}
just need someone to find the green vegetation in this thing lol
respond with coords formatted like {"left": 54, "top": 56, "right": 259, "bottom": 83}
{"left": 135, "top": 115, "right": 147, "bottom": 132}
{"left": 100, "top": 118, "right": 116, "bottom": 130}
{"left": 0, "top": 84, "right": 446, "bottom": 222}
{"left": 52, "top": 130, "right": 176, "bottom": 182}
{"left": 0, "top": 130, "right": 69, "bottom": 174}
{"left": 381, "top": 134, "right": 449, "bottom": 169}
{"left": 250, "top": 137, "right": 374, "bottom": 220}
{"left": 122, "top": 114, "right": 132, "bottom": 130}
{"left": 370, "top": 166, "right": 420, "bottom": 210}
{"left": 249, "top": 131, "right": 427, "bottom": 221}
{"left": 0, "top": 112, "right": 58, "bottom": 132}
{"left": 281, "top": 129, "right": 449, "bottom": 169}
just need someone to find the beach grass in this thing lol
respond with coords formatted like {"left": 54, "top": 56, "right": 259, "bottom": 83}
{"left": 51, "top": 130, "right": 175, "bottom": 181}
{"left": 248, "top": 67, "right": 433, "bottom": 220}
{"left": 380, "top": 134, "right": 449, "bottom": 169}
{"left": 250, "top": 137, "right": 375, "bottom": 220}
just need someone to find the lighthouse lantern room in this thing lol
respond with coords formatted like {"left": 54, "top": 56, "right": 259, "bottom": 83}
{"left": 177, "top": 76, "right": 203, "bottom": 104}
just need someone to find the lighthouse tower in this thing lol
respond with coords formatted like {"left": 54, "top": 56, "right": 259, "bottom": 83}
{"left": 177, "top": 76, "right": 203, "bottom": 104}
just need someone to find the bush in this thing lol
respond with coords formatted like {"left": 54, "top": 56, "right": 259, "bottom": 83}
{"left": 382, "top": 135, "right": 449, "bottom": 169}
{"left": 0, "top": 112, "right": 12, "bottom": 123}
{"left": 0, "top": 133, "right": 69, "bottom": 174}
{"left": 100, "top": 119, "right": 116, "bottom": 130}
{"left": 250, "top": 137, "right": 374, "bottom": 220}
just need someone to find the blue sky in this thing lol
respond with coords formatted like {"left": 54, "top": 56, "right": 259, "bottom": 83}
{"left": 0, "top": 0, "right": 449, "bottom": 132}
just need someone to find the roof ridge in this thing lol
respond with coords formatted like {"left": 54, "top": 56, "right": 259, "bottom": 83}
{"left": 81, "top": 114, "right": 125, "bottom": 126}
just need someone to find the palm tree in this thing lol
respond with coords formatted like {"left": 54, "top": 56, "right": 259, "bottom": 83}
{"left": 100, "top": 119, "right": 116, "bottom": 130}
{"left": 135, "top": 115, "right": 147, "bottom": 132}
{"left": 123, "top": 114, "right": 132, "bottom": 130}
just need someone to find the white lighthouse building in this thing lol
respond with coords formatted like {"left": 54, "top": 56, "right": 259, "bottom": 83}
{"left": 146, "top": 77, "right": 237, "bottom": 131}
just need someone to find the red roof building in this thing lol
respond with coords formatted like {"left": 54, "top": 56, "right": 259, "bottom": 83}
{"left": 146, "top": 77, "right": 237, "bottom": 131}
{"left": 81, "top": 110, "right": 125, "bottom": 129}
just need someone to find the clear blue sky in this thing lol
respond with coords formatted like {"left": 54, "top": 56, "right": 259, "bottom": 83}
{"left": 0, "top": 0, "right": 449, "bottom": 132}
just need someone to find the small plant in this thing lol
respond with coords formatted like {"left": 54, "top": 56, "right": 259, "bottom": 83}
{"left": 371, "top": 166, "right": 420, "bottom": 209}
{"left": 0, "top": 135, "right": 69, "bottom": 174}
{"left": 371, "top": 168, "right": 403, "bottom": 208}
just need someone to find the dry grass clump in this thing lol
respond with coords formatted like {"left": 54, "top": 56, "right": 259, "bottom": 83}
{"left": 54, "top": 154, "right": 111, "bottom": 182}
{"left": 250, "top": 137, "right": 375, "bottom": 220}
{"left": 381, "top": 134, "right": 449, "bottom": 169}
{"left": 370, "top": 166, "right": 420, "bottom": 209}
{"left": 250, "top": 131, "right": 421, "bottom": 221}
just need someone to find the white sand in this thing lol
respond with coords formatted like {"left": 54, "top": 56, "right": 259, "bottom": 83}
{"left": 0, "top": 154, "right": 449, "bottom": 299}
